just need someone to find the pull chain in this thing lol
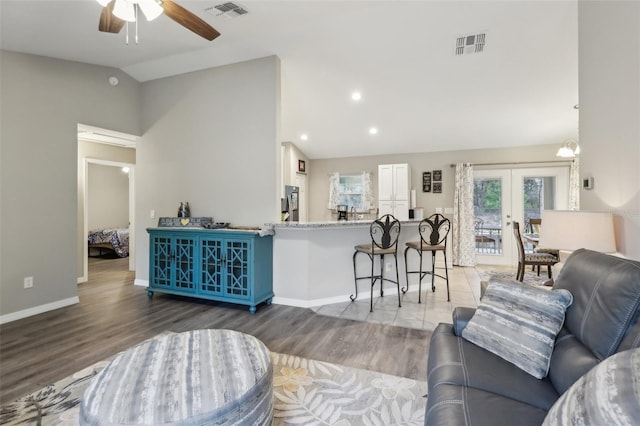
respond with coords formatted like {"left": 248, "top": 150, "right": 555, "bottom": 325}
{"left": 125, "top": 21, "right": 129, "bottom": 44}
{"left": 135, "top": 5, "right": 139, "bottom": 44}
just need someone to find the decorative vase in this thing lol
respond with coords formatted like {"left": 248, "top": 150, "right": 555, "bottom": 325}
{"left": 178, "top": 202, "right": 191, "bottom": 218}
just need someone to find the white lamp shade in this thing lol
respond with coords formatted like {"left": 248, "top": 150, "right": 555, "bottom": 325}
{"left": 539, "top": 210, "right": 616, "bottom": 253}
{"left": 556, "top": 146, "right": 576, "bottom": 158}
{"left": 138, "top": 0, "right": 164, "bottom": 21}
{"left": 113, "top": 0, "right": 136, "bottom": 22}
{"left": 96, "top": 0, "right": 111, "bottom": 6}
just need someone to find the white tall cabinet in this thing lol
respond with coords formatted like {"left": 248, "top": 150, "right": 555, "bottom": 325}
{"left": 378, "top": 163, "right": 411, "bottom": 220}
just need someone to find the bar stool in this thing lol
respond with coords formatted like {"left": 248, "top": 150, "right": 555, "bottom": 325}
{"left": 403, "top": 213, "right": 451, "bottom": 303}
{"left": 350, "top": 214, "right": 402, "bottom": 312}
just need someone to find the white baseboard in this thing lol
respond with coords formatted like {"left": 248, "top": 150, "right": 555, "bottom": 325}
{"left": 77, "top": 275, "right": 88, "bottom": 284}
{"left": 134, "top": 278, "right": 149, "bottom": 287}
{"left": 133, "top": 280, "right": 415, "bottom": 308}
{"left": 272, "top": 285, "right": 418, "bottom": 309}
{"left": 272, "top": 294, "right": 355, "bottom": 309}
{"left": 0, "top": 297, "right": 80, "bottom": 325}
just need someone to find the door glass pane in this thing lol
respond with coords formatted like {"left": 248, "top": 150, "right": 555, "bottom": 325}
{"left": 474, "top": 178, "right": 503, "bottom": 254}
{"left": 522, "top": 176, "right": 556, "bottom": 252}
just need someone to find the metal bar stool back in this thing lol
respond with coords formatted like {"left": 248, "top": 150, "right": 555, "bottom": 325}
{"left": 403, "top": 213, "right": 451, "bottom": 303}
{"left": 350, "top": 214, "right": 402, "bottom": 312}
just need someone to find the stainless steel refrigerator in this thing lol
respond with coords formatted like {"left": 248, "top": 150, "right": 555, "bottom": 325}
{"left": 282, "top": 185, "right": 299, "bottom": 222}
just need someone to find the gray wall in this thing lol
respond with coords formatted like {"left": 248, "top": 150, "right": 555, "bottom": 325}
{"left": 88, "top": 164, "right": 130, "bottom": 230}
{"left": 134, "top": 56, "right": 281, "bottom": 281}
{"left": 309, "top": 144, "right": 561, "bottom": 221}
{"left": 0, "top": 51, "right": 140, "bottom": 318}
{"left": 77, "top": 141, "right": 136, "bottom": 277}
{"left": 578, "top": 1, "right": 640, "bottom": 259}
{"left": 2, "top": 0, "right": 637, "bottom": 320}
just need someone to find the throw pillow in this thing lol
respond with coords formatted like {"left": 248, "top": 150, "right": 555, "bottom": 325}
{"left": 542, "top": 348, "right": 640, "bottom": 426}
{"left": 461, "top": 280, "right": 573, "bottom": 379}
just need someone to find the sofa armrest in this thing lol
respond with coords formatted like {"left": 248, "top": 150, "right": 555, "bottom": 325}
{"left": 452, "top": 307, "right": 476, "bottom": 336}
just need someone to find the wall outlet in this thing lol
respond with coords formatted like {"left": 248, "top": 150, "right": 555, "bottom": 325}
{"left": 435, "top": 207, "right": 443, "bottom": 213}
{"left": 150, "top": 209, "right": 156, "bottom": 219}
{"left": 385, "top": 263, "right": 392, "bottom": 272}
{"left": 24, "top": 276, "right": 33, "bottom": 289}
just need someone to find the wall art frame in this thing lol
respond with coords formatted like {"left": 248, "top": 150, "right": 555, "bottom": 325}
{"left": 422, "top": 172, "right": 432, "bottom": 192}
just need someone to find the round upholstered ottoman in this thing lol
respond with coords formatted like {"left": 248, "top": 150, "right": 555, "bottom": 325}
{"left": 79, "top": 329, "right": 273, "bottom": 426}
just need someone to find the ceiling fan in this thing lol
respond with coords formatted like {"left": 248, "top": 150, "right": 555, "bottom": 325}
{"left": 96, "top": 0, "right": 220, "bottom": 41}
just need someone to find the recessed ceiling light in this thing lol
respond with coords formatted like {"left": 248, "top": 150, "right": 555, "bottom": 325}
{"left": 351, "top": 91, "right": 362, "bottom": 101}
{"left": 300, "top": 134, "right": 309, "bottom": 141}
{"left": 369, "top": 127, "right": 378, "bottom": 135}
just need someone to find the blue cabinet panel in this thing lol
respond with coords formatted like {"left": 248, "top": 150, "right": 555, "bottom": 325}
{"left": 147, "top": 228, "right": 273, "bottom": 313}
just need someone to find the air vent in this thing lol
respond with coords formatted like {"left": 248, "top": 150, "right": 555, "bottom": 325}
{"left": 205, "top": 2, "right": 248, "bottom": 18}
{"left": 455, "top": 33, "right": 486, "bottom": 56}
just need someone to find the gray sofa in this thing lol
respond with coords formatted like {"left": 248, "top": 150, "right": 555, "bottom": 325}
{"left": 425, "top": 249, "right": 640, "bottom": 425}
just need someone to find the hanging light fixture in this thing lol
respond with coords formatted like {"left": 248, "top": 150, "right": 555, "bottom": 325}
{"left": 556, "top": 140, "right": 581, "bottom": 158}
{"left": 556, "top": 104, "right": 582, "bottom": 158}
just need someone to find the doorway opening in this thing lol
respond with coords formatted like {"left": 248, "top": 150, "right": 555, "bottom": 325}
{"left": 78, "top": 124, "right": 137, "bottom": 283}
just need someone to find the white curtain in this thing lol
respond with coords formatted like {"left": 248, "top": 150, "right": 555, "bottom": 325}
{"left": 569, "top": 158, "right": 580, "bottom": 211}
{"left": 453, "top": 163, "right": 476, "bottom": 267}
{"left": 327, "top": 172, "right": 340, "bottom": 209}
{"left": 361, "top": 171, "right": 374, "bottom": 211}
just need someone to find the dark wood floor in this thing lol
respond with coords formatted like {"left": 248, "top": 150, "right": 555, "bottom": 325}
{"left": 0, "top": 256, "right": 432, "bottom": 404}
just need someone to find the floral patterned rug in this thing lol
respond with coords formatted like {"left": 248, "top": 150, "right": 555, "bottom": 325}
{"left": 478, "top": 268, "right": 551, "bottom": 287}
{"left": 1, "top": 352, "right": 426, "bottom": 426}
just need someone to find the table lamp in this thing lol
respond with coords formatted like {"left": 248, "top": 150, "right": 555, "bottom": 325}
{"left": 539, "top": 210, "right": 616, "bottom": 253}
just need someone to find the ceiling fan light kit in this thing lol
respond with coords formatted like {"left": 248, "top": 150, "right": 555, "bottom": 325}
{"left": 97, "top": 0, "right": 221, "bottom": 42}
{"left": 98, "top": 0, "right": 162, "bottom": 22}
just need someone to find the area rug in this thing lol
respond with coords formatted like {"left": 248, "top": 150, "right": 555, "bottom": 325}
{"left": 478, "top": 268, "right": 551, "bottom": 287}
{"left": 0, "top": 353, "right": 426, "bottom": 426}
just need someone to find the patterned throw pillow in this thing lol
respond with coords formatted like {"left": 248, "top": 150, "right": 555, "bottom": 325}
{"left": 542, "top": 348, "right": 640, "bottom": 426}
{"left": 461, "top": 280, "right": 573, "bottom": 379}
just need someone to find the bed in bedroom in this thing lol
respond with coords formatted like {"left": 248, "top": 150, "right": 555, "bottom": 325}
{"left": 88, "top": 228, "right": 129, "bottom": 258}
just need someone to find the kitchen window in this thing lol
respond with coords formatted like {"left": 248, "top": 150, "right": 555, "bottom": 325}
{"left": 339, "top": 174, "right": 364, "bottom": 211}
{"left": 328, "top": 171, "right": 374, "bottom": 212}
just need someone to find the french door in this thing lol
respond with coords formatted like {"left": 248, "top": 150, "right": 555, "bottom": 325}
{"left": 474, "top": 167, "right": 569, "bottom": 266}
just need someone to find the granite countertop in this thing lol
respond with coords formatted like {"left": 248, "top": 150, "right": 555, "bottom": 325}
{"left": 147, "top": 226, "right": 274, "bottom": 236}
{"left": 268, "top": 219, "right": 423, "bottom": 229}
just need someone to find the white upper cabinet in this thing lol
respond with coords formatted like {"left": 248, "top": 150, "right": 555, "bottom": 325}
{"left": 378, "top": 163, "right": 411, "bottom": 220}
{"left": 378, "top": 164, "right": 395, "bottom": 201}
{"left": 393, "top": 163, "right": 410, "bottom": 201}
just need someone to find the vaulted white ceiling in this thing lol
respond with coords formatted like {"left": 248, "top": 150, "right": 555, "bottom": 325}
{"left": 0, "top": 0, "right": 579, "bottom": 159}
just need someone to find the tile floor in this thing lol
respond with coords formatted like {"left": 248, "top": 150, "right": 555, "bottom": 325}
{"left": 311, "top": 266, "right": 491, "bottom": 331}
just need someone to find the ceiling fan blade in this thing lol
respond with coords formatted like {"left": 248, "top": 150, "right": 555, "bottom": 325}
{"left": 161, "top": 0, "right": 220, "bottom": 41}
{"left": 99, "top": 0, "right": 125, "bottom": 34}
